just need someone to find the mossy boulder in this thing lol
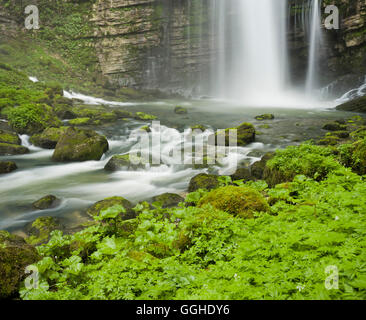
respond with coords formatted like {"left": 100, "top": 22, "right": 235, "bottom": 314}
{"left": 52, "top": 127, "right": 109, "bottom": 162}
{"left": 30, "top": 127, "right": 68, "bottom": 149}
{"left": 191, "top": 124, "right": 207, "bottom": 131}
{"left": 0, "top": 142, "right": 29, "bottom": 156}
{"left": 114, "top": 109, "right": 134, "bottom": 119}
{"left": 174, "top": 106, "right": 188, "bottom": 115}
{"left": 188, "top": 173, "right": 220, "bottom": 192}
{"left": 54, "top": 105, "right": 77, "bottom": 120}
{"left": 250, "top": 152, "right": 275, "bottom": 180}
{"left": 86, "top": 196, "right": 135, "bottom": 220}
{"left": 0, "top": 230, "right": 40, "bottom": 299}
{"left": 25, "top": 216, "right": 63, "bottom": 246}
{"left": 104, "top": 154, "right": 146, "bottom": 171}
{"left": 7, "top": 103, "right": 61, "bottom": 135}
{"left": 139, "top": 125, "right": 151, "bottom": 133}
{"left": 347, "top": 138, "right": 366, "bottom": 175}
{"left": 322, "top": 122, "right": 346, "bottom": 131}
{"left": 318, "top": 136, "right": 341, "bottom": 146}
{"left": 152, "top": 193, "right": 184, "bottom": 208}
{"left": 255, "top": 114, "right": 275, "bottom": 121}
{"left": 332, "top": 131, "right": 350, "bottom": 139}
{"left": 134, "top": 112, "right": 157, "bottom": 121}
{"left": 198, "top": 186, "right": 269, "bottom": 219}
{"left": 230, "top": 167, "right": 254, "bottom": 182}
{"left": 214, "top": 122, "right": 255, "bottom": 147}
{"left": 336, "top": 96, "right": 366, "bottom": 113}
{"left": 32, "top": 195, "right": 60, "bottom": 210}
{"left": 69, "top": 117, "right": 92, "bottom": 126}
{"left": 0, "top": 129, "right": 20, "bottom": 145}
{"left": 0, "top": 161, "right": 17, "bottom": 174}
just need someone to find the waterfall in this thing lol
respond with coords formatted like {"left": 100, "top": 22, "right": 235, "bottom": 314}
{"left": 211, "top": 0, "right": 288, "bottom": 104}
{"left": 305, "top": 0, "right": 323, "bottom": 94}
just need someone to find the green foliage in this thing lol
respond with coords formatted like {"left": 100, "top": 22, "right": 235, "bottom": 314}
{"left": 17, "top": 143, "right": 366, "bottom": 300}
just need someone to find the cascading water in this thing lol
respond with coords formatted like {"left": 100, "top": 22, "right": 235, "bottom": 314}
{"left": 211, "top": 0, "right": 289, "bottom": 105}
{"left": 305, "top": 0, "right": 323, "bottom": 94}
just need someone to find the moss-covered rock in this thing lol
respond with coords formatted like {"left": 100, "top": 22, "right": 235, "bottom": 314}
{"left": 152, "top": 193, "right": 184, "bottom": 208}
{"left": 0, "top": 161, "right": 17, "bottom": 174}
{"left": 54, "top": 105, "right": 77, "bottom": 120}
{"left": 332, "top": 130, "right": 350, "bottom": 139}
{"left": 318, "top": 135, "right": 341, "bottom": 146}
{"left": 32, "top": 195, "right": 60, "bottom": 210}
{"left": 336, "top": 96, "right": 366, "bottom": 113}
{"left": 188, "top": 173, "right": 220, "bottom": 192}
{"left": 230, "top": 167, "right": 254, "bottom": 182}
{"left": 214, "top": 122, "right": 255, "bottom": 147}
{"left": 255, "top": 114, "right": 275, "bottom": 121}
{"left": 7, "top": 103, "right": 61, "bottom": 135}
{"left": 198, "top": 186, "right": 269, "bottom": 219}
{"left": 68, "top": 117, "right": 92, "bottom": 126}
{"left": 0, "top": 230, "right": 40, "bottom": 299}
{"left": 52, "top": 127, "right": 109, "bottom": 162}
{"left": 114, "top": 109, "right": 134, "bottom": 119}
{"left": 0, "top": 129, "right": 20, "bottom": 145}
{"left": 29, "top": 127, "right": 68, "bottom": 149}
{"left": 322, "top": 122, "right": 346, "bottom": 131}
{"left": 0, "top": 142, "right": 29, "bottom": 156}
{"left": 139, "top": 125, "right": 151, "bottom": 133}
{"left": 348, "top": 138, "right": 366, "bottom": 175}
{"left": 104, "top": 154, "right": 146, "bottom": 171}
{"left": 190, "top": 124, "right": 207, "bottom": 131}
{"left": 25, "top": 216, "right": 63, "bottom": 246}
{"left": 174, "top": 106, "right": 188, "bottom": 115}
{"left": 134, "top": 112, "right": 157, "bottom": 121}
{"left": 86, "top": 196, "right": 135, "bottom": 220}
{"left": 250, "top": 152, "right": 275, "bottom": 180}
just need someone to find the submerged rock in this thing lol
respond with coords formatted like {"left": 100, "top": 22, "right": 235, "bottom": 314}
{"left": 188, "top": 173, "right": 220, "bottom": 192}
{"left": 104, "top": 154, "right": 146, "bottom": 171}
{"left": 255, "top": 114, "right": 275, "bottom": 121}
{"left": 134, "top": 112, "right": 157, "bottom": 121}
{"left": 32, "top": 195, "right": 60, "bottom": 210}
{"left": 0, "top": 230, "right": 40, "bottom": 299}
{"left": 0, "top": 161, "right": 17, "bottom": 174}
{"left": 25, "top": 216, "right": 63, "bottom": 246}
{"left": 30, "top": 127, "right": 68, "bottom": 149}
{"left": 198, "top": 186, "right": 269, "bottom": 219}
{"left": 52, "top": 127, "right": 109, "bottom": 162}
{"left": 86, "top": 196, "right": 135, "bottom": 220}
{"left": 152, "top": 193, "right": 184, "bottom": 208}
{"left": 0, "top": 142, "right": 29, "bottom": 156}
{"left": 174, "top": 106, "right": 188, "bottom": 115}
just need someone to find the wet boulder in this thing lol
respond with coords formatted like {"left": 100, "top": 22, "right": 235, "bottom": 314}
{"left": 52, "top": 127, "right": 109, "bottom": 162}
{"left": 250, "top": 152, "right": 275, "bottom": 180}
{"left": 104, "top": 154, "right": 146, "bottom": 171}
{"left": 30, "top": 127, "right": 68, "bottom": 149}
{"left": 152, "top": 193, "right": 184, "bottom": 208}
{"left": 0, "top": 161, "right": 17, "bottom": 174}
{"left": 86, "top": 196, "right": 135, "bottom": 220}
{"left": 336, "top": 96, "right": 366, "bottom": 113}
{"left": 255, "top": 114, "right": 275, "bottom": 121}
{"left": 25, "top": 216, "right": 63, "bottom": 246}
{"left": 188, "top": 173, "right": 220, "bottom": 192}
{"left": 32, "top": 195, "right": 61, "bottom": 210}
{"left": 322, "top": 122, "right": 346, "bottom": 131}
{"left": 213, "top": 122, "right": 255, "bottom": 147}
{"left": 230, "top": 167, "right": 254, "bottom": 182}
{"left": 174, "top": 106, "right": 188, "bottom": 115}
{"left": 0, "top": 142, "right": 29, "bottom": 156}
{"left": 0, "top": 129, "right": 21, "bottom": 145}
{"left": 0, "top": 230, "right": 40, "bottom": 299}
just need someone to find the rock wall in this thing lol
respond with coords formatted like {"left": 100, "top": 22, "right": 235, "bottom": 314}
{"left": 91, "top": 0, "right": 213, "bottom": 95}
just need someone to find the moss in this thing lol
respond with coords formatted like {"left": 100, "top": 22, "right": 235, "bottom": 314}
{"left": 114, "top": 109, "right": 134, "bottom": 119}
{"left": 32, "top": 195, "right": 60, "bottom": 210}
{"left": 7, "top": 103, "right": 61, "bottom": 135}
{"left": 29, "top": 127, "right": 68, "bottom": 149}
{"left": 25, "top": 216, "right": 63, "bottom": 246}
{"left": 139, "top": 125, "right": 151, "bottom": 133}
{"left": 322, "top": 122, "right": 346, "bottom": 131}
{"left": 255, "top": 114, "right": 275, "bottom": 121}
{"left": 69, "top": 117, "right": 92, "bottom": 126}
{"left": 198, "top": 186, "right": 269, "bottom": 219}
{"left": 190, "top": 124, "right": 207, "bottom": 131}
{"left": 351, "top": 138, "right": 366, "bottom": 175}
{"left": 134, "top": 112, "right": 157, "bottom": 121}
{"left": 318, "top": 136, "right": 341, "bottom": 146}
{"left": 0, "top": 231, "right": 40, "bottom": 299}
{"left": 104, "top": 154, "right": 146, "bottom": 171}
{"left": 174, "top": 106, "right": 188, "bottom": 115}
{"left": 215, "top": 122, "right": 255, "bottom": 147}
{"left": 152, "top": 193, "right": 184, "bottom": 208}
{"left": 0, "top": 161, "right": 17, "bottom": 174}
{"left": 0, "top": 129, "right": 20, "bottom": 145}
{"left": 52, "top": 127, "right": 109, "bottom": 162}
{"left": 188, "top": 173, "right": 220, "bottom": 192}
{"left": 86, "top": 196, "right": 135, "bottom": 220}
{"left": 336, "top": 95, "right": 366, "bottom": 113}
{"left": 0, "top": 142, "right": 29, "bottom": 156}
